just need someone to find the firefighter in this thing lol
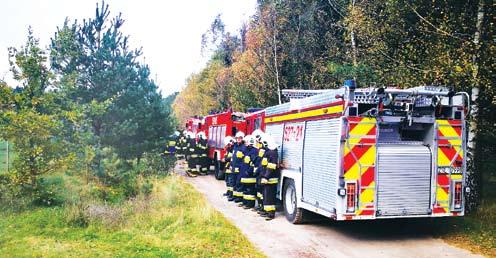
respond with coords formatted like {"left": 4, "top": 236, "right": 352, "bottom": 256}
{"left": 231, "top": 131, "right": 246, "bottom": 203}
{"left": 261, "top": 136, "right": 279, "bottom": 220}
{"left": 164, "top": 131, "right": 180, "bottom": 156}
{"left": 253, "top": 130, "right": 267, "bottom": 212}
{"left": 223, "top": 136, "right": 234, "bottom": 197}
{"left": 197, "top": 132, "right": 209, "bottom": 175}
{"left": 186, "top": 131, "right": 199, "bottom": 177}
{"left": 239, "top": 135, "right": 258, "bottom": 209}
{"left": 176, "top": 130, "right": 187, "bottom": 159}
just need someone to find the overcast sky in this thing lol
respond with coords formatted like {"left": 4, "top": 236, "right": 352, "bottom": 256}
{"left": 0, "top": 0, "right": 257, "bottom": 96}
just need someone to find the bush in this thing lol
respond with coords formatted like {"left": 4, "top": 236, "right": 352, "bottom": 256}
{"left": 32, "top": 176, "right": 67, "bottom": 207}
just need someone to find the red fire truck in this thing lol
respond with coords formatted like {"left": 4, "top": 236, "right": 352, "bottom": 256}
{"left": 185, "top": 117, "right": 205, "bottom": 135}
{"left": 265, "top": 83, "right": 469, "bottom": 223}
{"left": 203, "top": 110, "right": 247, "bottom": 179}
{"left": 245, "top": 109, "right": 266, "bottom": 133}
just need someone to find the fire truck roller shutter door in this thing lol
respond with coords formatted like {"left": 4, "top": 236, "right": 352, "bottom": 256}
{"left": 376, "top": 144, "right": 432, "bottom": 216}
{"left": 302, "top": 118, "right": 341, "bottom": 213}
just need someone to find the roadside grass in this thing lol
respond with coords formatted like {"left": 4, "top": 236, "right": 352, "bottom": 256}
{"left": 433, "top": 197, "right": 496, "bottom": 257}
{"left": 0, "top": 175, "right": 265, "bottom": 258}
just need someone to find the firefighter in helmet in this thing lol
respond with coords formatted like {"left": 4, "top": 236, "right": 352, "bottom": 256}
{"left": 231, "top": 131, "right": 246, "bottom": 202}
{"left": 186, "top": 131, "right": 198, "bottom": 177}
{"left": 223, "top": 136, "right": 235, "bottom": 198}
{"left": 197, "top": 132, "right": 209, "bottom": 175}
{"left": 239, "top": 135, "right": 258, "bottom": 208}
{"left": 176, "top": 130, "right": 188, "bottom": 159}
{"left": 261, "top": 135, "right": 279, "bottom": 220}
{"left": 252, "top": 130, "right": 267, "bottom": 212}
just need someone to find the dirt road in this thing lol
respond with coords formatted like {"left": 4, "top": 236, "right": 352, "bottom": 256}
{"left": 174, "top": 163, "right": 481, "bottom": 258}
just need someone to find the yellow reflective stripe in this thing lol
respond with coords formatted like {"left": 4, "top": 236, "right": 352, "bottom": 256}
{"left": 260, "top": 178, "right": 268, "bottom": 184}
{"left": 243, "top": 194, "right": 256, "bottom": 201}
{"left": 267, "top": 163, "right": 277, "bottom": 169}
{"left": 265, "top": 104, "right": 343, "bottom": 124}
{"left": 189, "top": 148, "right": 195, "bottom": 151}
{"left": 236, "top": 151, "right": 244, "bottom": 158}
{"left": 227, "top": 187, "right": 233, "bottom": 191}
{"left": 264, "top": 205, "right": 276, "bottom": 211}
{"left": 201, "top": 154, "right": 207, "bottom": 157}
{"left": 234, "top": 168, "right": 240, "bottom": 173}
{"left": 191, "top": 154, "right": 198, "bottom": 158}
{"left": 233, "top": 191, "right": 243, "bottom": 197}
{"left": 261, "top": 158, "right": 268, "bottom": 166}
{"left": 256, "top": 192, "right": 263, "bottom": 198}
{"left": 240, "top": 178, "right": 257, "bottom": 183}
{"left": 258, "top": 149, "right": 265, "bottom": 157}
{"left": 268, "top": 178, "right": 279, "bottom": 184}
{"left": 244, "top": 156, "right": 251, "bottom": 163}
{"left": 227, "top": 153, "right": 233, "bottom": 158}
{"left": 200, "top": 167, "right": 208, "bottom": 171}
{"left": 225, "top": 169, "right": 232, "bottom": 174}
{"left": 168, "top": 141, "right": 176, "bottom": 146}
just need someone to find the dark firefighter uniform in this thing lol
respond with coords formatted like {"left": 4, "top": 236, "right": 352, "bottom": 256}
{"left": 240, "top": 144, "right": 258, "bottom": 208}
{"left": 176, "top": 133, "right": 187, "bottom": 158}
{"left": 232, "top": 142, "right": 246, "bottom": 202}
{"left": 164, "top": 135, "right": 178, "bottom": 155}
{"left": 262, "top": 148, "right": 279, "bottom": 220}
{"left": 224, "top": 145, "right": 234, "bottom": 198}
{"left": 254, "top": 145, "right": 267, "bottom": 212}
{"left": 197, "top": 137, "right": 209, "bottom": 175}
{"left": 186, "top": 137, "right": 199, "bottom": 176}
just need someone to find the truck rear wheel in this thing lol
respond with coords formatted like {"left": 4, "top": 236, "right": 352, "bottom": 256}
{"left": 283, "top": 179, "right": 305, "bottom": 224}
{"left": 214, "top": 158, "right": 225, "bottom": 180}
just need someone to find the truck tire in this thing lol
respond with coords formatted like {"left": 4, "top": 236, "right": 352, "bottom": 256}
{"left": 214, "top": 158, "right": 225, "bottom": 180}
{"left": 283, "top": 179, "right": 305, "bottom": 224}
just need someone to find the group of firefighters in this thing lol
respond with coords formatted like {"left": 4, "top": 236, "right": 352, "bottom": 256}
{"left": 165, "top": 129, "right": 280, "bottom": 220}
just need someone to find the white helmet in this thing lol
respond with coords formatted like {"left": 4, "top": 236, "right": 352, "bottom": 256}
{"left": 252, "top": 129, "right": 264, "bottom": 142}
{"left": 188, "top": 131, "right": 195, "bottom": 138}
{"left": 174, "top": 131, "right": 180, "bottom": 137}
{"left": 224, "top": 136, "right": 233, "bottom": 146}
{"left": 244, "top": 135, "right": 256, "bottom": 146}
{"left": 265, "top": 135, "right": 278, "bottom": 150}
{"left": 235, "top": 131, "right": 245, "bottom": 139}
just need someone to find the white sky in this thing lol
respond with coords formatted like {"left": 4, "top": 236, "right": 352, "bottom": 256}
{"left": 0, "top": 0, "right": 257, "bottom": 96}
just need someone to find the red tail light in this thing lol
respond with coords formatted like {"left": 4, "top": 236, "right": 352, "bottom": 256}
{"left": 453, "top": 181, "right": 462, "bottom": 210}
{"left": 346, "top": 182, "right": 357, "bottom": 213}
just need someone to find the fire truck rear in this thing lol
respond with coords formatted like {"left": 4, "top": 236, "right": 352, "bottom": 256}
{"left": 265, "top": 81, "right": 469, "bottom": 223}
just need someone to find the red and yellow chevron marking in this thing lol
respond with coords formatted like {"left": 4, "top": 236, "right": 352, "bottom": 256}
{"left": 343, "top": 117, "right": 377, "bottom": 216}
{"left": 434, "top": 119, "right": 464, "bottom": 214}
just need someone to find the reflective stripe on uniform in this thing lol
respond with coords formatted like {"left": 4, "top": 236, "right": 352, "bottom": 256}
{"left": 267, "top": 163, "right": 277, "bottom": 169}
{"left": 227, "top": 153, "right": 232, "bottom": 158}
{"left": 240, "top": 177, "right": 256, "bottom": 184}
{"left": 261, "top": 158, "right": 268, "bottom": 166}
{"left": 264, "top": 205, "right": 276, "bottom": 212}
{"left": 189, "top": 148, "right": 195, "bottom": 152}
{"left": 191, "top": 154, "right": 198, "bottom": 158}
{"left": 201, "top": 154, "right": 207, "bottom": 157}
{"left": 236, "top": 151, "right": 244, "bottom": 158}
{"left": 201, "top": 167, "right": 208, "bottom": 171}
{"left": 267, "top": 178, "right": 279, "bottom": 184}
{"left": 234, "top": 167, "right": 240, "bottom": 173}
{"left": 243, "top": 156, "right": 251, "bottom": 163}
{"left": 225, "top": 169, "right": 232, "bottom": 174}
{"left": 233, "top": 191, "right": 243, "bottom": 197}
{"left": 243, "top": 194, "right": 256, "bottom": 201}
{"left": 227, "top": 187, "right": 233, "bottom": 191}
{"left": 258, "top": 149, "right": 265, "bottom": 157}
{"left": 256, "top": 192, "right": 263, "bottom": 199}
{"left": 168, "top": 141, "right": 176, "bottom": 146}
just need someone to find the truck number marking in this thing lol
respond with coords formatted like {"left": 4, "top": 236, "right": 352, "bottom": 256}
{"left": 284, "top": 125, "right": 304, "bottom": 142}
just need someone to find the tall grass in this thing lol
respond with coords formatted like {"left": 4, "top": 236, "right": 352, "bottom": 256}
{"left": 0, "top": 175, "right": 265, "bottom": 258}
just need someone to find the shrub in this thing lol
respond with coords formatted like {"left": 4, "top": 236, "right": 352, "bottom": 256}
{"left": 31, "top": 176, "right": 66, "bottom": 207}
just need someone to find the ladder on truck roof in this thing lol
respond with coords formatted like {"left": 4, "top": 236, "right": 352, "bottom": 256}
{"left": 282, "top": 89, "right": 338, "bottom": 100}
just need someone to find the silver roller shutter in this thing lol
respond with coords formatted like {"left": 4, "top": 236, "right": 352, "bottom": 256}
{"left": 377, "top": 144, "right": 432, "bottom": 216}
{"left": 281, "top": 122, "right": 305, "bottom": 171}
{"left": 302, "top": 118, "right": 341, "bottom": 212}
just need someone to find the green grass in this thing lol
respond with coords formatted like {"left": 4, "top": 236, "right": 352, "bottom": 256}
{"left": 434, "top": 197, "right": 496, "bottom": 257}
{"left": 0, "top": 175, "right": 265, "bottom": 258}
